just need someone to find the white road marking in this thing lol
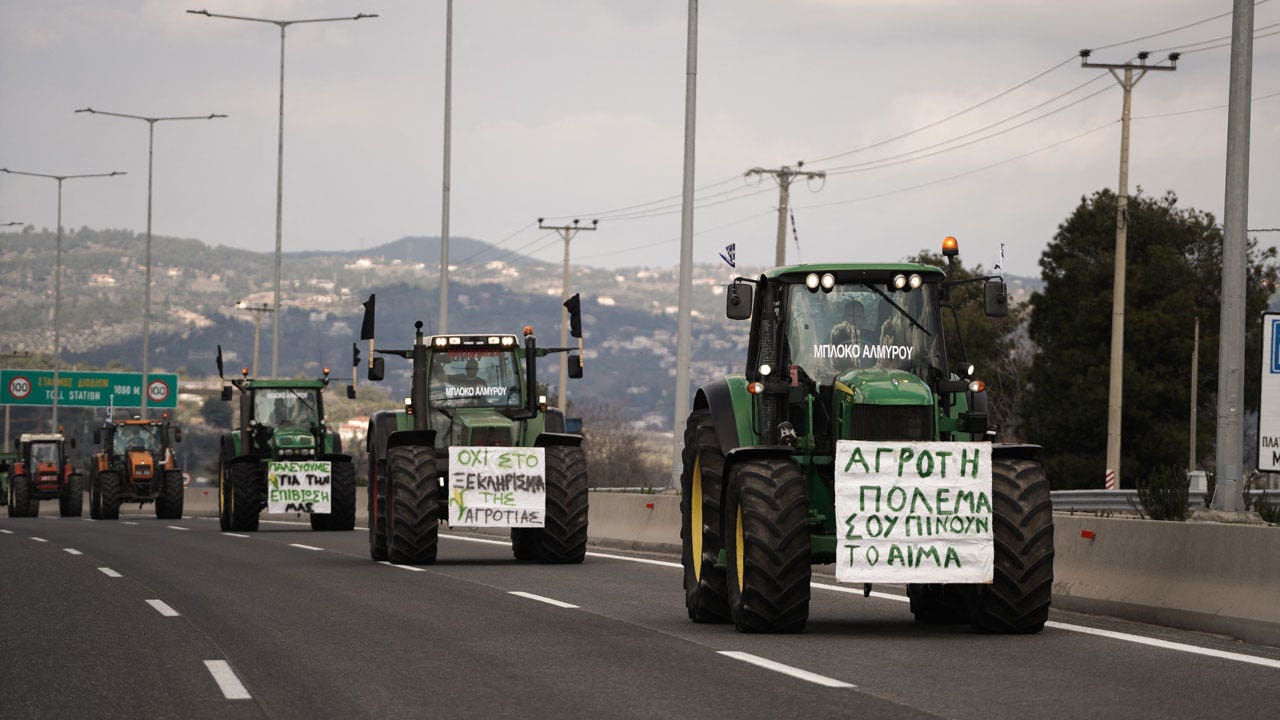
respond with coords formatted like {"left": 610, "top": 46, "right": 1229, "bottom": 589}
{"left": 377, "top": 561, "right": 426, "bottom": 572}
{"left": 439, "top": 532, "right": 686, "bottom": 569}
{"left": 0, "top": 529, "right": 13, "bottom": 534}
{"left": 203, "top": 660, "right": 252, "bottom": 700}
{"left": 288, "top": 543, "right": 324, "bottom": 551}
{"left": 30, "top": 537, "right": 48, "bottom": 543}
{"left": 812, "top": 581, "right": 908, "bottom": 603}
{"left": 98, "top": 567, "right": 122, "bottom": 578}
{"left": 223, "top": 533, "right": 250, "bottom": 538}
{"left": 717, "top": 651, "right": 855, "bottom": 688}
{"left": 509, "top": 591, "right": 579, "bottom": 609}
{"left": 146, "top": 599, "right": 181, "bottom": 617}
{"left": 121, "top": 521, "right": 138, "bottom": 526}
{"left": 63, "top": 548, "right": 83, "bottom": 555}
{"left": 166, "top": 525, "right": 189, "bottom": 531}
{"left": 1045, "top": 621, "right": 1280, "bottom": 670}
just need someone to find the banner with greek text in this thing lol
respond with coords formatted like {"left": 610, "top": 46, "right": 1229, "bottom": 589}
{"left": 267, "top": 461, "right": 331, "bottom": 514}
{"left": 834, "top": 441, "right": 993, "bottom": 584}
{"left": 447, "top": 447, "right": 545, "bottom": 527}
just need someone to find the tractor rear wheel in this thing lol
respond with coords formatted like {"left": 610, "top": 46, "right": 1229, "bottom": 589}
{"left": 10, "top": 475, "right": 31, "bottom": 518}
{"left": 60, "top": 474, "right": 83, "bottom": 518}
{"left": 368, "top": 459, "right": 388, "bottom": 560}
{"left": 970, "top": 458, "right": 1054, "bottom": 634}
{"left": 228, "top": 462, "right": 261, "bottom": 532}
{"left": 98, "top": 471, "right": 121, "bottom": 520}
{"left": 509, "top": 445, "right": 588, "bottom": 564}
{"left": 217, "top": 448, "right": 231, "bottom": 531}
{"left": 680, "top": 409, "right": 731, "bottom": 622}
{"left": 312, "top": 460, "right": 356, "bottom": 531}
{"left": 386, "top": 445, "right": 439, "bottom": 564}
{"left": 908, "top": 584, "right": 973, "bottom": 625}
{"left": 724, "top": 457, "right": 811, "bottom": 633}
{"left": 157, "top": 470, "right": 184, "bottom": 520}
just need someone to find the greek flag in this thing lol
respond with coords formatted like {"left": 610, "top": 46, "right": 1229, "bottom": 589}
{"left": 719, "top": 243, "right": 736, "bottom": 268}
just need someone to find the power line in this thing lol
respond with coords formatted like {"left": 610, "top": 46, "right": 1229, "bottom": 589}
{"left": 1177, "top": 27, "right": 1280, "bottom": 55}
{"left": 1150, "top": 19, "right": 1280, "bottom": 53}
{"left": 1088, "top": 2, "right": 1264, "bottom": 52}
{"left": 1133, "top": 88, "right": 1280, "bottom": 119}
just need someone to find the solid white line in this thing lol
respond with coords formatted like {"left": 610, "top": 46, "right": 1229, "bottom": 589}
{"left": 146, "top": 599, "right": 181, "bottom": 617}
{"left": 166, "top": 525, "right": 189, "bottom": 531}
{"left": 509, "top": 591, "right": 579, "bottom": 609}
{"left": 812, "top": 581, "right": 908, "bottom": 603}
{"left": 718, "top": 651, "right": 855, "bottom": 688}
{"left": 121, "top": 521, "right": 138, "bottom": 526}
{"left": 288, "top": 543, "right": 324, "bottom": 551}
{"left": 377, "top": 560, "right": 426, "bottom": 572}
{"left": 223, "top": 533, "right": 250, "bottom": 538}
{"left": 439, "top": 532, "right": 687, "bottom": 569}
{"left": 1045, "top": 621, "right": 1280, "bottom": 670}
{"left": 63, "top": 548, "right": 83, "bottom": 555}
{"left": 98, "top": 567, "right": 122, "bottom": 578}
{"left": 203, "top": 660, "right": 252, "bottom": 700}
{"left": 0, "top": 529, "right": 13, "bottom": 534}
{"left": 30, "top": 536, "right": 48, "bottom": 543}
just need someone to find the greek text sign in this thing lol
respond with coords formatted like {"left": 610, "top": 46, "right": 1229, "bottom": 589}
{"left": 834, "top": 441, "right": 993, "bottom": 584}
{"left": 267, "top": 461, "right": 331, "bottom": 514}
{"left": 447, "top": 446, "right": 545, "bottom": 527}
{"left": 1260, "top": 313, "right": 1280, "bottom": 472}
{"left": 0, "top": 370, "right": 178, "bottom": 409}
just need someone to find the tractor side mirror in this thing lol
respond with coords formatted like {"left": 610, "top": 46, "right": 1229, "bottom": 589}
{"left": 567, "top": 354, "right": 583, "bottom": 379}
{"left": 221, "top": 386, "right": 233, "bottom": 402}
{"left": 69, "top": 438, "right": 76, "bottom": 450}
{"left": 368, "top": 356, "right": 385, "bottom": 382}
{"left": 174, "top": 427, "right": 183, "bottom": 443}
{"left": 726, "top": 282, "right": 753, "bottom": 320}
{"left": 216, "top": 344, "right": 225, "bottom": 379}
{"left": 984, "top": 279, "right": 1008, "bottom": 318}
{"left": 346, "top": 384, "right": 356, "bottom": 399}
{"left": 93, "top": 430, "right": 101, "bottom": 445}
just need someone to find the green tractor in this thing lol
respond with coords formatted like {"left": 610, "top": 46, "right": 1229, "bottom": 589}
{"left": 680, "top": 237, "right": 1053, "bottom": 634}
{"left": 214, "top": 349, "right": 356, "bottom": 533}
{"left": 359, "top": 293, "right": 589, "bottom": 565}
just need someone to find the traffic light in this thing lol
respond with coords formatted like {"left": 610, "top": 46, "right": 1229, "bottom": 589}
{"left": 352, "top": 342, "right": 361, "bottom": 368}
{"left": 564, "top": 293, "right": 582, "bottom": 338}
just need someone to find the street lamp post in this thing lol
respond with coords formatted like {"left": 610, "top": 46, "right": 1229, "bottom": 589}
{"left": 236, "top": 301, "right": 275, "bottom": 377}
{"left": 75, "top": 107, "right": 225, "bottom": 413}
{"left": 187, "top": 8, "right": 377, "bottom": 377}
{"left": 0, "top": 168, "right": 125, "bottom": 431}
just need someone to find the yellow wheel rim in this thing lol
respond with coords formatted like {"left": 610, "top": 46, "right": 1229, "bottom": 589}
{"left": 735, "top": 503, "right": 745, "bottom": 593}
{"left": 218, "top": 464, "right": 225, "bottom": 514}
{"left": 691, "top": 456, "right": 703, "bottom": 582}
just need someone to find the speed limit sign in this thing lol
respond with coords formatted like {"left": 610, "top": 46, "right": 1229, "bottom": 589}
{"left": 7, "top": 375, "right": 32, "bottom": 400}
{"left": 147, "top": 379, "right": 171, "bottom": 403}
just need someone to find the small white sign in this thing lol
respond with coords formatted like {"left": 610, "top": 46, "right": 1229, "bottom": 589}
{"left": 834, "top": 441, "right": 993, "bottom": 584}
{"left": 1260, "top": 313, "right": 1280, "bottom": 473}
{"left": 267, "top": 461, "right": 331, "bottom": 514}
{"left": 447, "top": 447, "right": 545, "bottom": 527}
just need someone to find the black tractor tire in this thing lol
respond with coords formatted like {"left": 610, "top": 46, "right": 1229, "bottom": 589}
{"left": 88, "top": 468, "right": 100, "bottom": 520}
{"left": 10, "top": 475, "right": 31, "bottom": 518}
{"left": 157, "top": 470, "right": 185, "bottom": 520}
{"left": 368, "top": 459, "right": 388, "bottom": 560}
{"left": 386, "top": 445, "right": 439, "bottom": 564}
{"left": 60, "top": 474, "right": 84, "bottom": 518}
{"left": 724, "top": 457, "right": 811, "bottom": 634}
{"left": 217, "top": 449, "right": 231, "bottom": 531}
{"left": 970, "top": 458, "right": 1054, "bottom": 634}
{"left": 679, "top": 409, "right": 732, "bottom": 622}
{"left": 508, "top": 445, "right": 588, "bottom": 564}
{"left": 311, "top": 460, "right": 356, "bottom": 531}
{"left": 228, "top": 462, "right": 262, "bottom": 532}
{"left": 98, "top": 471, "right": 121, "bottom": 521}
{"left": 907, "top": 584, "right": 974, "bottom": 625}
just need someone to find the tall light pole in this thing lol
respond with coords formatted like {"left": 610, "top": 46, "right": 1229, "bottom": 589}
{"left": 0, "top": 168, "right": 125, "bottom": 430}
{"left": 236, "top": 301, "right": 275, "bottom": 377}
{"left": 187, "top": 8, "right": 377, "bottom": 377}
{"left": 1080, "top": 49, "right": 1178, "bottom": 490}
{"left": 537, "top": 218, "right": 597, "bottom": 412}
{"left": 672, "top": 0, "right": 699, "bottom": 487}
{"left": 75, "top": 107, "right": 225, "bottom": 412}
{"left": 439, "top": 0, "right": 454, "bottom": 335}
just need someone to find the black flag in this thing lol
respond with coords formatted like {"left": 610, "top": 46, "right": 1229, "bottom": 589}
{"left": 564, "top": 293, "right": 582, "bottom": 338}
{"left": 360, "top": 294, "right": 376, "bottom": 340}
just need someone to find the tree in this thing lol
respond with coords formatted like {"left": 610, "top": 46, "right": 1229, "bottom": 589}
{"left": 1024, "top": 189, "right": 1278, "bottom": 489}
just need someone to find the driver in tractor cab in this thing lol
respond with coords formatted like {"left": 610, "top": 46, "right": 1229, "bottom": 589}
{"left": 271, "top": 398, "right": 299, "bottom": 426}
{"left": 829, "top": 299, "right": 866, "bottom": 372}
{"left": 449, "top": 357, "right": 486, "bottom": 388}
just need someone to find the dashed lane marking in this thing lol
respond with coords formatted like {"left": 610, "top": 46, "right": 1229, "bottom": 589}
{"left": 717, "top": 651, "right": 855, "bottom": 688}
{"left": 508, "top": 591, "right": 579, "bottom": 609}
{"left": 98, "top": 567, "right": 122, "bottom": 578}
{"left": 63, "top": 548, "right": 83, "bottom": 555}
{"left": 146, "top": 599, "right": 181, "bottom": 617}
{"left": 204, "top": 660, "right": 252, "bottom": 700}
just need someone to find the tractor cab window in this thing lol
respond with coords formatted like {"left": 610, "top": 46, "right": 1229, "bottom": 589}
{"left": 253, "top": 389, "right": 320, "bottom": 428}
{"left": 428, "top": 349, "right": 522, "bottom": 408}
{"left": 113, "top": 425, "right": 160, "bottom": 454}
{"left": 784, "top": 282, "right": 944, "bottom": 384}
{"left": 30, "top": 442, "right": 59, "bottom": 464}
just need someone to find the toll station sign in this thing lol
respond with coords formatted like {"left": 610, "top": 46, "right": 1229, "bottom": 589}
{"left": 0, "top": 370, "right": 178, "bottom": 409}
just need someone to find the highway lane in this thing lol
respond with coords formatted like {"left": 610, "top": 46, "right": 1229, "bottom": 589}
{"left": 2, "top": 509, "right": 1278, "bottom": 719}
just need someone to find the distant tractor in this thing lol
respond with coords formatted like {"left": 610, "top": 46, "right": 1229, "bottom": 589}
{"left": 0, "top": 449, "right": 15, "bottom": 507}
{"left": 88, "top": 416, "right": 185, "bottom": 520}
{"left": 359, "top": 293, "right": 589, "bottom": 565}
{"left": 214, "top": 350, "right": 357, "bottom": 533}
{"left": 5, "top": 432, "right": 81, "bottom": 518}
{"left": 681, "top": 237, "right": 1053, "bottom": 634}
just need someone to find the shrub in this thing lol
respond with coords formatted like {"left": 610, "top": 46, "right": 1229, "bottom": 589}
{"left": 1132, "top": 465, "right": 1190, "bottom": 521}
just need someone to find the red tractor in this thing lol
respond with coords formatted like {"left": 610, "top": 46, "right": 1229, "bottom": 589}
{"left": 5, "top": 432, "right": 81, "bottom": 518}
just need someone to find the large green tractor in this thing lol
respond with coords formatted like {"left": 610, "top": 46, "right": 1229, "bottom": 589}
{"left": 681, "top": 237, "right": 1053, "bottom": 634}
{"left": 359, "top": 294, "right": 589, "bottom": 565}
{"left": 214, "top": 349, "right": 356, "bottom": 533}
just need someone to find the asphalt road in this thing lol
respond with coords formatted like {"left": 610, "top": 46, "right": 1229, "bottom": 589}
{"left": 2, "top": 503, "right": 1277, "bottom": 719}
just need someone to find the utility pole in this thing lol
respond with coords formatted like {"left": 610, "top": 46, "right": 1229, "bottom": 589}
{"left": 438, "top": 0, "right": 454, "bottom": 335}
{"left": 744, "top": 162, "right": 826, "bottom": 266}
{"left": 672, "top": 0, "right": 699, "bottom": 488}
{"left": 537, "top": 218, "right": 597, "bottom": 413}
{"left": 237, "top": 301, "right": 275, "bottom": 377}
{"left": 1190, "top": 317, "right": 1200, "bottom": 471}
{"left": 1080, "top": 49, "right": 1178, "bottom": 489}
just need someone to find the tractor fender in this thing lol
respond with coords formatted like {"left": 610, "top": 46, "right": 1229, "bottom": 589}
{"left": 321, "top": 453, "right": 354, "bottom": 464}
{"left": 718, "top": 446, "right": 799, "bottom": 520}
{"left": 991, "top": 443, "right": 1042, "bottom": 462}
{"left": 229, "top": 455, "right": 263, "bottom": 466}
{"left": 695, "top": 379, "right": 744, "bottom": 458}
{"left": 386, "top": 429, "right": 436, "bottom": 452}
{"left": 534, "top": 432, "right": 583, "bottom": 448}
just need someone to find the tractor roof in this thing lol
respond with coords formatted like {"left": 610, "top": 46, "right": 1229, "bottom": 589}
{"left": 241, "top": 378, "right": 328, "bottom": 390}
{"left": 105, "top": 418, "right": 166, "bottom": 427}
{"left": 19, "top": 433, "right": 65, "bottom": 443}
{"left": 763, "top": 263, "right": 947, "bottom": 283}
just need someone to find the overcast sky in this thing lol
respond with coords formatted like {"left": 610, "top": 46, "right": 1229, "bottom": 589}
{"left": 2, "top": 0, "right": 1277, "bottom": 277}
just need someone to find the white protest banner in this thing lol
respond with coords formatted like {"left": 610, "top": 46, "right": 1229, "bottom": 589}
{"left": 267, "top": 460, "right": 331, "bottom": 514}
{"left": 834, "top": 441, "right": 992, "bottom": 584}
{"left": 447, "top": 447, "right": 545, "bottom": 527}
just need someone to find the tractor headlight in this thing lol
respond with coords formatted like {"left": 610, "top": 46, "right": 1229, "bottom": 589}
{"left": 758, "top": 363, "right": 772, "bottom": 376}
{"left": 969, "top": 380, "right": 986, "bottom": 393}
{"left": 892, "top": 274, "right": 908, "bottom": 290}
{"left": 805, "top": 273, "right": 820, "bottom": 291}
{"left": 908, "top": 273, "right": 922, "bottom": 289}
{"left": 820, "top": 273, "right": 836, "bottom": 291}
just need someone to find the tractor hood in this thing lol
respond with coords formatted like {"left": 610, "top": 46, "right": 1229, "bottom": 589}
{"left": 833, "top": 368, "right": 933, "bottom": 406}
{"left": 452, "top": 408, "right": 515, "bottom": 447}
{"left": 128, "top": 450, "right": 154, "bottom": 478}
{"left": 271, "top": 425, "right": 317, "bottom": 457}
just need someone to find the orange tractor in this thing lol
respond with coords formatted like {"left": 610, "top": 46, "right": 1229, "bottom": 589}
{"left": 5, "top": 432, "right": 81, "bottom": 518}
{"left": 89, "top": 416, "right": 185, "bottom": 520}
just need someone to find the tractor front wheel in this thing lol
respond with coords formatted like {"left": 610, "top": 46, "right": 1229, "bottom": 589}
{"left": 228, "top": 462, "right": 261, "bottom": 532}
{"left": 970, "top": 458, "right": 1054, "bottom": 634}
{"left": 312, "top": 460, "right": 356, "bottom": 531}
{"left": 157, "top": 470, "right": 184, "bottom": 520}
{"left": 386, "top": 445, "right": 439, "bottom": 564}
{"left": 509, "top": 445, "right": 588, "bottom": 564}
{"left": 368, "top": 460, "right": 388, "bottom": 560}
{"left": 724, "top": 457, "right": 811, "bottom": 634}
{"left": 679, "top": 409, "right": 731, "bottom": 622}
{"left": 98, "top": 471, "right": 121, "bottom": 520}
{"left": 9, "top": 475, "right": 31, "bottom": 518}
{"left": 60, "top": 474, "right": 83, "bottom": 518}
